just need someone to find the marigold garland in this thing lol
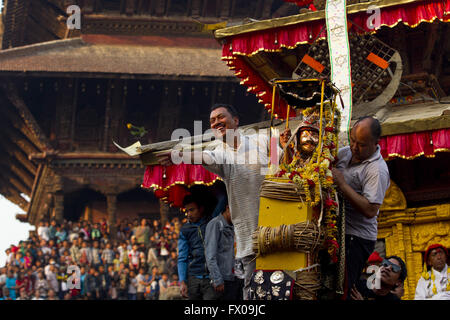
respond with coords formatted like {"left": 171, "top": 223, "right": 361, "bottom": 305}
{"left": 275, "top": 101, "right": 341, "bottom": 263}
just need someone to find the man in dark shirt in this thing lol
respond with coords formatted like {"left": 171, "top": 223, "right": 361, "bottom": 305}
{"left": 351, "top": 255, "right": 407, "bottom": 301}
{"left": 178, "top": 195, "right": 217, "bottom": 300}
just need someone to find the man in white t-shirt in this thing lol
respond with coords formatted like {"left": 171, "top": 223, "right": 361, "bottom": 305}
{"left": 128, "top": 244, "right": 140, "bottom": 271}
{"left": 45, "top": 264, "right": 59, "bottom": 294}
{"left": 136, "top": 268, "right": 147, "bottom": 300}
{"left": 37, "top": 221, "right": 50, "bottom": 242}
{"left": 158, "top": 104, "right": 290, "bottom": 299}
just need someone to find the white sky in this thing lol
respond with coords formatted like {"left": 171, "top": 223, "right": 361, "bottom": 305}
{"left": 0, "top": 196, "right": 35, "bottom": 266}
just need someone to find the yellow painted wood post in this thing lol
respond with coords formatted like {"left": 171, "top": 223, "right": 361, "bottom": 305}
{"left": 256, "top": 195, "right": 315, "bottom": 270}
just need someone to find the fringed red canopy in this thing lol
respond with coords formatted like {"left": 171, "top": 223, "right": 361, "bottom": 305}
{"left": 379, "top": 128, "right": 450, "bottom": 160}
{"left": 142, "top": 163, "right": 221, "bottom": 207}
{"left": 221, "top": 0, "right": 450, "bottom": 119}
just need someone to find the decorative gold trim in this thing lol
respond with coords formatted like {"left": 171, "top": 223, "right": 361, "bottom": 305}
{"left": 383, "top": 148, "right": 450, "bottom": 161}
{"left": 141, "top": 177, "right": 223, "bottom": 191}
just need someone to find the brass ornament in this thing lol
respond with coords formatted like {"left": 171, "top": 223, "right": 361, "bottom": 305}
{"left": 270, "top": 271, "right": 284, "bottom": 284}
{"left": 254, "top": 270, "right": 264, "bottom": 284}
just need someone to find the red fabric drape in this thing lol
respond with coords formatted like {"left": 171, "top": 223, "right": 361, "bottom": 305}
{"left": 142, "top": 164, "right": 220, "bottom": 207}
{"left": 221, "top": 0, "right": 450, "bottom": 119}
{"left": 379, "top": 128, "right": 450, "bottom": 160}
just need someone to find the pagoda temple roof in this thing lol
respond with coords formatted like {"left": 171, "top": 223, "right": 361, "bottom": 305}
{"left": 0, "top": 35, "right": 234, "bottom": 81}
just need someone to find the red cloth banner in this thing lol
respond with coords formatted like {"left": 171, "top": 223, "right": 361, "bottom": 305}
{"left": 379, "top": 128, "right": 450, "bottom": 160}
{"left": 142, "top": 163, "right": 220, "bottom": 207}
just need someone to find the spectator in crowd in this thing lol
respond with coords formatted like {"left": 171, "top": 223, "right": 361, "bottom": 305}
{"left": 117, "top": 267, "right": 129, "bottom": 300}
{"left": 48, "top": 220, "right": 58, "bottom": 241}
{"left": 85, "top": 267, "right": 98, "bottom": 300}
{"left": 113, "top": 253, "right": 121, "bottom": 272}
{"left": 102, "top": 242, "right": 115, "bottom": 266}
{"left": 57, "top": 266, "right": 68, "bottom": 299}
{"left": 48, "top": 289, "right": 59, "bottom": 300}
{"left": 157, "top": 237, "right": 170, "bottom": 261}
{"left": 415, "top": 244, "right": 449, "bottom": 300}
{"left": 58, "top": 240, "right": 70, "bottom": 257}
{"left": 97, "top": 265, "right": 111, "bottom": 300}
{"left": 15, "top": 272, "right": 26, "bottom": 295}
{"left": 25, "top": 269, "right": 35, "bottom": 297}
{"left": 148, "top": 266, "right": 161, "bottom": 300}
{"left": 205, "top": 203, "right": 238, "bottom": 300}
{"left": 79, "top": 241, "right": 92, "bottom": 265}
{"left": 136, "top": 267, "right": 147, "bottom": 300}
{"left": 351, "top": 256, "right": 407, "bottom": 301}
{"left": 165, "top": 251, "right": 178, "bottom": 276}
{"left": 178, "top": 195, "right": 216, "bottom": 300}
{"left": 135, "top": 219, "right": 151, "bottom": 248}
{"left": 55, "top": 225, "right": 67, "bottom": 244}
{"left": 35, "top": 271, "right": 49, "bottom": 299}
{"left": 128, "top": 270, "right": 138, "bottom": 300}
{"left": 0, "top": 267, "right": 7, "bottom": 292}
{"left": 32, "top": 289, "right": 43, "bottom": 300}
{"left": 1, "top": 215, "right": 183, "bottom": 300}
{"left": 91, "top": 241, "right": 102, "bottom": 268}
{"left": 79, "top": 266, "right": 87, "bottom": 298}
{"left": 158, "top": 272, "right": 171, "bottom": 300}
{"left": 16, "top": 287, "right": 29, "bottom": 300}
{"left": 128, "top": 244, "right": 140, "bottom": 272}
{"left": 37, "top": 221, "right": 50, "bottom": 242}
{"left": 5, "top": 270, "right": 17, "bottom": 300}
{"left": 70, "top": 240, "right": 81, "bottom": 265}
{"left": 91, "top": 223, "right": 102, "bottom": 241}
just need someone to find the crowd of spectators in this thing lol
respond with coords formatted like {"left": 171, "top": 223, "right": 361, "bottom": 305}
{"left": 0, "top": 216, "right": 185, "bottom": 300}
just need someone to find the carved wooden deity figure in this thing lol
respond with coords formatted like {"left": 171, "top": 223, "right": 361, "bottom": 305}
{"left": 283, "top": 117, "right": 320, "bottom": 168}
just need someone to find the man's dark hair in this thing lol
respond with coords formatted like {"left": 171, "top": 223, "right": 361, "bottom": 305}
{"left": 386, "top": 255, "right": 407, "bottom": 282}
{"left": 210, "top": 103, "right": 239, "bottom": 118}
{"left": 182, "top": 194, "right": 204, "bottom": 208}
{"left": 353, "top": 116, "right": 381, "bottom": 142}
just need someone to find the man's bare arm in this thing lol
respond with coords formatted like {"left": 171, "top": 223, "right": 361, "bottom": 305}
{"left": 332, "top": 168, "right": 380, "bottom": 219}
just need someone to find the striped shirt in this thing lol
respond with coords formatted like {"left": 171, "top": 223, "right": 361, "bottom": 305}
{"left": 203, "top": 132, "right": 281, "bottom": 259}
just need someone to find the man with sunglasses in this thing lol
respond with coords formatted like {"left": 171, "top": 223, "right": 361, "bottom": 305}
{"left": 351, "top": 256, "right": 407, "bottom": 300}
{"left": 415, "top": 244, "right": 449, "bottom": 300}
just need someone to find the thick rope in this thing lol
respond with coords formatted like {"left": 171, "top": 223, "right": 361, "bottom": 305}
{"left": 336, "top": 192, "right": 346, "bottom": 295}
{"left": 253, "top": 221, "right": 324, "bottom": 257}
{"left": 260, "top": 179, "right": 307, "bottom": 202}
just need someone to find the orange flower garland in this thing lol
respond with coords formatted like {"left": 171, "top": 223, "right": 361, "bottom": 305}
{"left": 275, "top": 101, "right": 340, "bottom": 263}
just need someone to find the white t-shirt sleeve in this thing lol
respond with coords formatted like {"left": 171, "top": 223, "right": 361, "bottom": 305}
{"left": 202, "top": 148, "right": 227, "bottom": 178}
